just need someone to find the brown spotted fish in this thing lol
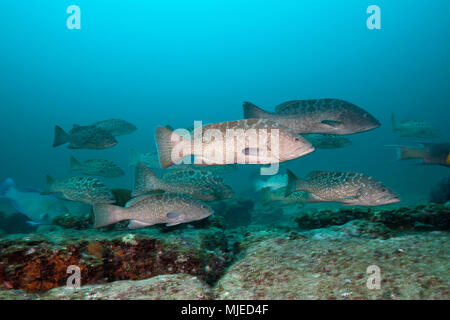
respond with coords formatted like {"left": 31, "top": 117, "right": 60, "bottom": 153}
{"left": 243, "top": 99, "right": 380, "bottom": 135}
{"left": 285, "top": 170, "right": 399, "bottom": 206}
{"left": 91, "top": 119, "right": 137, "bottom": 137}
{"left": 43, "top": 175, "right": 115, "bottom": 205}
{"left": 132, "top": 163, "right": 234, "bottom": 201}
{"left": 53, "top": 125, "right": 117, "bottom": 149}
{"left": 155, "top": 119, "right": 314, "bottom": 168}
{"left": 93, "top": 192, "right": 213, "bottom": 229}
{"left": 391, "top": 114, "right": 441, "bottom": 139}
{"left": 69, "top": 156, "right": 125, "bottom": 178}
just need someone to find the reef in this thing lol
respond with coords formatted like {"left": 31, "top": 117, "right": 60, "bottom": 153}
{"left": 216, "top": 230, "right": 450, "bottom": 300}
{"left": 0, "top": 227, "right": 230, "bottom": 293}
{"left": 0, "top": 200, "right": 449, "bottom": 300}
{"left": 294, "top": 203, "right": 449, "bottom": 232}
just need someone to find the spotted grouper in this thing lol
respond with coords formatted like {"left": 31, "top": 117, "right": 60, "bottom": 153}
{"left": 93, "top": 193, "right": 213, "bottom": 229}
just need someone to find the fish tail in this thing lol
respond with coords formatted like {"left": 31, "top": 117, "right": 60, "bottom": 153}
{"left": 391, "top": 113, "right": 397, "bottom": 130}
{"left": 69, "top": 156, "right": 82, "bottom": 170}
{"left": 129, "top": 149, "right": 141, "bottom": 167}
{"left": 53, "top": 125, "right": 70, "bottom": 147}
{"left": 0, "top": 178, "right": 15, "bottom": 198}
{"left": 93, "top": 204, "right": 126, "bottom": 228}
{"left": 155, "top": 126, "right": 190, "bottom": 168}
{"left": 42, "top": 175, "right": 55, "bottom": 195}
{"left": 243, "top": 102, "right": 272, "bottom": 119}
{"left": 261, "top": 187, "right": 274, "bottom": 205}
{"left": 285, "top": 169, "right": 302, "bottom": 197}
{"left": 387, "top": 145, "right": 425, "bottom": 160}
{"left": 132, "top": 163, "right": 162, "bottom": 197}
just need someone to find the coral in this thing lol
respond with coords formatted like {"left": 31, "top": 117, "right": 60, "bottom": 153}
{"left": 295, "top": 203, "right": 449, "bottom": 232}
{"left": 86, "top": 241, "right": 104, "bottom": 259}
{"left": 52, "top": 213, "right": 93, "bottom": 230}
{"left": 430, "top": 176, "right": 450, "bottom": 204}
{"left": 0, "top": 228, "right": 229, "bottom": 293}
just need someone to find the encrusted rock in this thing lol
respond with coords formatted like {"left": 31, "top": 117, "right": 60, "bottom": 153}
{"left": 216, "top": 232, "right": 450, "bottom": 299}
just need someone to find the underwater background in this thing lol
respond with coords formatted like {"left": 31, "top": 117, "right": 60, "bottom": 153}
{"left": 0, "top": 0, "right": 449, "bottom": 300}
{"left": 0, "top": 0, "right": 449, "bottom": 203}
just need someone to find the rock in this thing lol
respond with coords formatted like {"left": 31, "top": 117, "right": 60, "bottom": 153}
{"left": 295, "top": 204, "right": 450, "bottom": 231}
{"left": 216, "top": 232, "right": 450, "bottom": 299}
{"left": 0, "top": 227, "right": 229, "bottom": 293}
{"left": 37, "top": 274, "right": 212, "bottom": 300}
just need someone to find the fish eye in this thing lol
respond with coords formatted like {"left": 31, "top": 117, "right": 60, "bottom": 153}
{"left": 295, "top": 137, "right": 300, "bottom": 141}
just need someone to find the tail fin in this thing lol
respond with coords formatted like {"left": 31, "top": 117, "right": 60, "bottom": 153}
{"left": 132, "top": 163, "right": 163, "bottom": 197}
{"left": 0, "top": 178, "right": 15, "bottom": 198}
{"left": 261, "top": 187, "right": 274, "bottom": 205}
{"left": 53, "top": 125, "right": 70, "bottom": 147}
{"left": 93, "top": 204, "right": 126, "bottom": 228}
{"left": 42, "top": 175, "right": 55, "bottom": 195}
{"left": 391, "top": 114, "right": 397, "bottom": 131}
{"left": 129, "top": 149, "right": 142, "bottom": 167}
{"left": 285, "top": 169, "right": 301, "bottom": 197}
{"left": 69, "top": 156, "right": 82, "bottom": 170}
{"left": 243, "top": 102, "right": 273, "bottom": 119}
{"left": 155, "top": 126, "right": 191, "bottom": 168}
{"left": 386, "top": 145, "right": 425, "bottom": 160}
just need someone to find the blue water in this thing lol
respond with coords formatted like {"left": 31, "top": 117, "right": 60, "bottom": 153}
{"left": 0, "top": 0, "right": 449, "bottom": 203}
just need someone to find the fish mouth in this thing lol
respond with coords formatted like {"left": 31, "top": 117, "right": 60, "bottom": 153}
{"left": 378, "top": 196, "right": 400, "bottom": 205}
{"left": 292, "top": 143, "right": 315, "bottom": 157}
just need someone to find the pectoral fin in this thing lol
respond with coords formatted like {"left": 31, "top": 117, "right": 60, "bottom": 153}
{"left": 165, "top": 212, "right": 185, "bottom": 226}
{"left": 127, "top": 220, "right": 151, "bottom": 229}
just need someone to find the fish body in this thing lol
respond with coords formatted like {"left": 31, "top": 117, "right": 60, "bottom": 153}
{"left": 390, "top": 143, "right": 450, "bottom": 167}
{"left": 130, "top": 149, "right": 161, "bottom": 168}
{"left": 285, "top": 170, "right": 399, "bottom": 206}
{"left": 91, "top": 119, "right": 137, "bottom": 136}
{"left": 129, "top": 149, "right": 239, "bottom": 174}
{"left": 391, "top": 114, "right": 440, "bottom": 138}
{"left": 303, "top": 134, "right": 352, "bottom": 149}
{"left": 93, "top": 192, "right": 213, "bottom": 229}
{"left": 70, "top": 156, "right": 125, "bottom": 178}
{"left": 155, "top": 119, "right": 314, "bottom": 168}
{"left": 243, "top": 99, "right": 380, "bottom": 135}
{"left": 261, "top": 186, "right": 308, "bottom": 205}
{"left": 132, "top": 163, "right": 234, "bottom": 201}
{"left": 43, "top": 175, "right": 115, "bottom": 205}
{"left": 0, "top": 178, "right": 69, "bottom": 223}
{"left": 53, "top": 125, "right": 117, "bottom": 149}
